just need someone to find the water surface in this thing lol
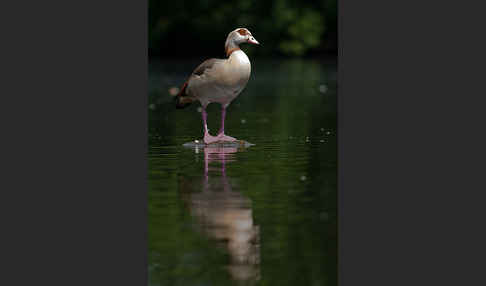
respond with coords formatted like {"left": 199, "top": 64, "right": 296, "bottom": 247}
{"left": 148, "top": 58, "right": 337, "bottom": 286}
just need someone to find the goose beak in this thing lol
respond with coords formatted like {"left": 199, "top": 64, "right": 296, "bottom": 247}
{"left": 248, "top": 37, "right": 260, "bottom": 45}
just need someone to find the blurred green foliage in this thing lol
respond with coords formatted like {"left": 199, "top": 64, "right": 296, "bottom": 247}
{"left": 149, "top": 0, "right": 337, "bottom": 58}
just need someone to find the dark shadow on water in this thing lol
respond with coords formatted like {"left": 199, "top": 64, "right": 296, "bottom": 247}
{"left": 179, "top": 145, "right": 261, "bottom": 284}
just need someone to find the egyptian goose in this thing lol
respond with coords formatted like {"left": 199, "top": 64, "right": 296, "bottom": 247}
{"left": 175, "top": 28, "right": 259, "bottom": 144}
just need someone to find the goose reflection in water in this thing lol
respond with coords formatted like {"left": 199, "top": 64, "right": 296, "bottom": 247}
{"left": 179, "top": 144, "right": 260, "bottom": 283}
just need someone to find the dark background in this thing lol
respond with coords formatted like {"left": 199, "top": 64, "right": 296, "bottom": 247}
{"left": 2, "top": 0, "right": 486, "bottom": 285}
{"left": 149, "top": 0, "right": 337, "bottom": 59}
{"left": 148, "top": 2, "right": 339, "bottom": 284}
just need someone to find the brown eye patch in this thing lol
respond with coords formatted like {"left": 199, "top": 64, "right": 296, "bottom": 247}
{"left": 237, "top": 28, "right": 249, "bottom": 36}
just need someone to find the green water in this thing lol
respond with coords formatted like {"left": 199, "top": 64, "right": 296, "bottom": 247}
{"left": 148, "top": 58, "right": 337, "bottom": 286}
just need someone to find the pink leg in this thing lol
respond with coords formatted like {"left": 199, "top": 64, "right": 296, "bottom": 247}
{"left": 202, "top": 107, "right": 219, "bottom": 144}
{"left": 217, "top": 106, "right": 237, "bottom": 142}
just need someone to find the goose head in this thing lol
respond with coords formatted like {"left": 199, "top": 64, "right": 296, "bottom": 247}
{"left": 225, "top": 28, "right": 259, "bottom": 56}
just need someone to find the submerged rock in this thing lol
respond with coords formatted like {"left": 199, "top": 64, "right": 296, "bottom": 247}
{"left": 183, "top": 140, "right": 254, "bottom": 149}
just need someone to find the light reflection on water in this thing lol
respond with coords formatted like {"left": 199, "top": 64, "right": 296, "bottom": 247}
{"left": 180, "top": 145, "right": 260, "bottom": 283}
{"left": 148, "top": 58, "right": 337, "bottom": 286}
